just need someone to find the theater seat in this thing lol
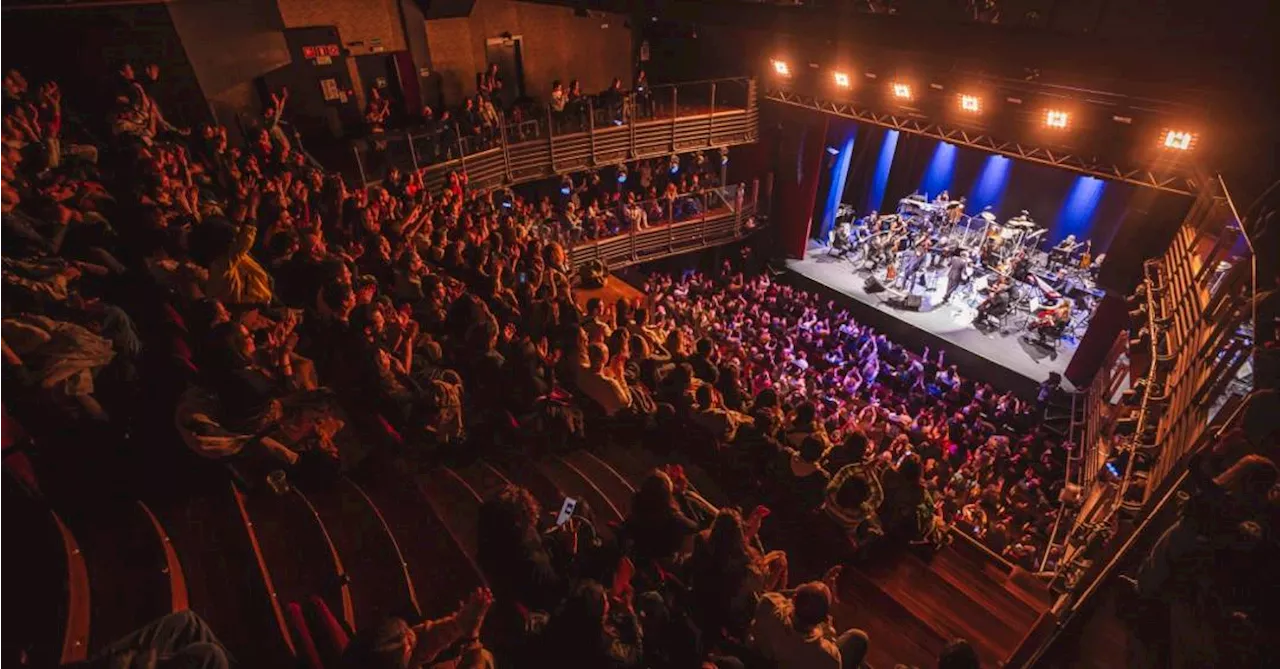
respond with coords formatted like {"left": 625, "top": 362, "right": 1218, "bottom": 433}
{"left": 284, "top": 596, "right": 351, "bottom": 669}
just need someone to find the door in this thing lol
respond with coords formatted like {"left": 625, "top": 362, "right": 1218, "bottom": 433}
{"left": 484, "top": 36, "right": 525, "bottom": 108}
{"left": 279, "top": 27, "right": 362, "bottom": 137}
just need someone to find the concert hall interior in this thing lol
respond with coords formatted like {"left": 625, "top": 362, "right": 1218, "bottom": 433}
{"left": 784, "top": 117, "right": 1194, "bottom": 389}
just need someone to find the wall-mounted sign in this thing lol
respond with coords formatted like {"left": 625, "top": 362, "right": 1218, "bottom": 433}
{"left": 320, "top": 78, "right": 342, "bottom": 101}
{"left": 302, "top": 44, "right": 341, "bottom": 60}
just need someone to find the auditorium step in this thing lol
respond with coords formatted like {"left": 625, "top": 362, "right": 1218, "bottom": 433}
{"left": 349, "top": 457, "right": 486, "bottom": 620}
{"left": 149, "top": 482, "right": 295, "bottom": 663}
{"left": 295, "top": 476, "right": 422, "bottom": 628}
{"left": 4, "top": 475, "right": 90, "bottom": 666}
{"left": 234, "top": 483, "right": 355, "bottom": 636}
{"left": 55, "top": 498, "right": 186, "bottom": 654}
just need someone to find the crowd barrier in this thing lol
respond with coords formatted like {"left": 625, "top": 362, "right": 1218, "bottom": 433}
{"left": 352, "top": 78, "right": 759, "bottom": 193}
{"left": 568, "top": 178, "right": 769, "bottom": 271}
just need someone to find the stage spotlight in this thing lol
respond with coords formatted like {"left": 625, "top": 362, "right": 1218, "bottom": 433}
{"left": 1044, "top": 109, "right": 1070, "bottom": 129}
{"left": 1162, "top": 130, "right": 1197, "bottom": 151}
{"left": 771, "top": 59, "right": 791, "bottom": 77}
{"left": 891, "top": 82, "right": 912, "bottom": 100}
{"left": 833, "top": 71, "right": 851, "bottom": 88}
{"left": 959, "top": 94, "right": 981, "bottom": 113}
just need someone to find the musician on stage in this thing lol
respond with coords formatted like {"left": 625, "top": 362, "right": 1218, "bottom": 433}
{"left": 933, "top": 190, "right": 950, "bottom": 206}
{"left": 975, "top": 275, "right": 1015, "bottom": 325}
{"left": 895, "top": 239, "right": 929, "bottom": 292}
{"left": 831, "top": 219, "right": 854, "bottom": 258}
{"left": 943, "top": 250, "right": 971, "bottom": 303}
{"left": 1008, "top": 250, "right": 1031, "bottom": 283}
{"left": 944, "top": 196, "right": 966, "bottom": 231}
{"left": 1048, "top": 234, "right": 1082, "bottom": 270}
{"left": 1028, "top": 297, "right": 1072, "bottom": 340}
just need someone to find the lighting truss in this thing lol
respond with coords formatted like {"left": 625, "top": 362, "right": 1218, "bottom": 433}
{"left": 764, "top": 89, "right": 1198, "bottom": 196}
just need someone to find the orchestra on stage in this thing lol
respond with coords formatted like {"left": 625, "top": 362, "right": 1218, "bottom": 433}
{"left": 824, "top": 190, "right": 1105, "bottom": 349}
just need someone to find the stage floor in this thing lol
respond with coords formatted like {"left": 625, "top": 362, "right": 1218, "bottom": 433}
{"left": 787, "top": 241, "right": 1078, "bottom": 388}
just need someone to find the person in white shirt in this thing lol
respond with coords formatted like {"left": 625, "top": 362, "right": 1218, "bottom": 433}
{"left": 577, "top": 343, "right": 632, "bottom": 416}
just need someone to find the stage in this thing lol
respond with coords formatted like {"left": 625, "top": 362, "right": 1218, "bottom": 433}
{"left": 787, "top": 241, "right": 1079, "bottom": 391}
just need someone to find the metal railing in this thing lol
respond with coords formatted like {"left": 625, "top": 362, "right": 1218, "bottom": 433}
{"left": 568, "top": 178, "right": 767, "bottom": 271}
{"left": 351, "top": 78, "right": 758, "bottom": 192}
{"left": 1009, "top": 173, "right": 1260, "bottom": 664}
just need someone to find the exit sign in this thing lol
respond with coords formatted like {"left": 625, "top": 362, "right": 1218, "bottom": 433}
{"left": 302, "top": 44, "right": 340, "bottom": 60}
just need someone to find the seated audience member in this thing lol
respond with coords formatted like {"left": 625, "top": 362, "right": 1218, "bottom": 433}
{"left": 880, "top": 453, "right": 946, "bottom": 547}
{"left": 787, "top": 435, "right": 832, "bottom": 510}
{"left": 624, "top": 469, "right": 701, "bottom": 564}
{"left": 578, "top": 342, "right": 633, "bottom": 416}
{"left": 688, "top": 508, "right": 787, "bottom": 641}
{"left": 539, "top": 580, "right": 643, "bottom": 668}
{"left": 70, "top": 611, "right": 230, "bottom": 669}
{"left": 749, "top": 575, "right": 869, "bottom": 669}
{"left": 937, "top": 638, "right": 981, "bottom": 669}
{"left": 341, "top": 588, "right": 494, "bottom": 668}
{"left": 477, "top": 485, "right": 571, "bottom": 612}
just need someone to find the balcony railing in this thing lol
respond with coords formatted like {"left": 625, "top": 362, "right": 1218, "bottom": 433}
{"left": 567, "top": 179, "right": 767, "bottom": 271}
{"left": 353, "top": 77, "right": 759, "bottom": 192}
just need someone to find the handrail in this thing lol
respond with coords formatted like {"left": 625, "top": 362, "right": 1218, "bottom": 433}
{"left": 1015, "top": 172, "right": 1259, "bottom": 667}
{"left": 567, "top": 180, "right": 766, "bottom": 270}
{"left": 353, "top": 77, "right": 759, "bottom": 191}
{"left": 1021, "top": 394, "right": 1255, "bottom": 668}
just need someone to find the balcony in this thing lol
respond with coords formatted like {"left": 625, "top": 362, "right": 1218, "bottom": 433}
{"left": 567, "top": 179, "right": 769, "bottom": 271}
{"left": 352, "top": 78, "right": 759, "bottom": 192}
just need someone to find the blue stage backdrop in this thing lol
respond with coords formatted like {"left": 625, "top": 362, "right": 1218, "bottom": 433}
{"left": 825, "top": 131, "right": 1135, "bottom": 254}
{"left": 968, "top": 155, "right": 1012, "bottom": 215}
{"left": 817, "top": 134, "right": 856, "bottom": 241}
{"left": 919, "top": 142, "right": 958, "bottom": 199}
{"left": 866, "top": 129, "right": 900, "bottom": 215}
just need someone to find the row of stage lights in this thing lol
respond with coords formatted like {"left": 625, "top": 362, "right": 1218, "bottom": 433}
{"left": 770, "top": 59, "right": 1199, "bottom": 153}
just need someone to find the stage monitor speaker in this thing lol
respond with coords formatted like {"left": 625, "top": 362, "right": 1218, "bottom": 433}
{"left": 903, "top": 295, "right": 924, "bottom": 311}
{"left": 864, "top": 277, "right": 886, "bottom": 293}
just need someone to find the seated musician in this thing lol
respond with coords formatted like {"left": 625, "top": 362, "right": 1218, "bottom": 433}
{"left": 1029, "top": 297, "right": 1072, "bottom": 338}
{"left": 933, "top": 190, "right": 950, "bottom": 205}
{"left": 1009, "top": 250, "right": 1030, "bottom": 282}
{"left": 1053, "top": 234, "right": 1079, "bottom": 253}
{"left": 975, "top": 277, "right": 1014, "bottom": 323}
{"left": 831, "top": 220, "right": 853, "bottom": 257}
{"left": 945, "top": 196, "right": 965, "bottom": 226}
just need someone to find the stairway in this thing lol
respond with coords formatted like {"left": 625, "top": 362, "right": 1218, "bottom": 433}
{"left": 6, "top": 443, "right": 1054, "bottom": 668}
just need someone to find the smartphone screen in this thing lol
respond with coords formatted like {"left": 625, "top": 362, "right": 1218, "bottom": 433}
{"left": 555, "top": 497, "right": 578, "bottom": 527}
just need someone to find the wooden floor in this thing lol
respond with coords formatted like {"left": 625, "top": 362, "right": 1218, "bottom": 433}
{"left": 6, "top": 438, "right": 1053, "bottom": 668}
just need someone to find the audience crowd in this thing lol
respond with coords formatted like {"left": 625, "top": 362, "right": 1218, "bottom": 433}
{"left": 505, "top": 150, "right": 728, "bottom": 244}
{"left": 4, "top": 64, "right": 1042, "bottom": 669}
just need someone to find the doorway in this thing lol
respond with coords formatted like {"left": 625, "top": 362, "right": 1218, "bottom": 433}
{"left": 484, "top": 35, "right": 526, "bottom": 108}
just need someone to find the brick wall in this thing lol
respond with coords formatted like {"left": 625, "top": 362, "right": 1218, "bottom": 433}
{"left": 424, "top": 0, "right": 633, "bottom": 107}
{"left": 276, "top": 0, "right": 408, "bottom": 107}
